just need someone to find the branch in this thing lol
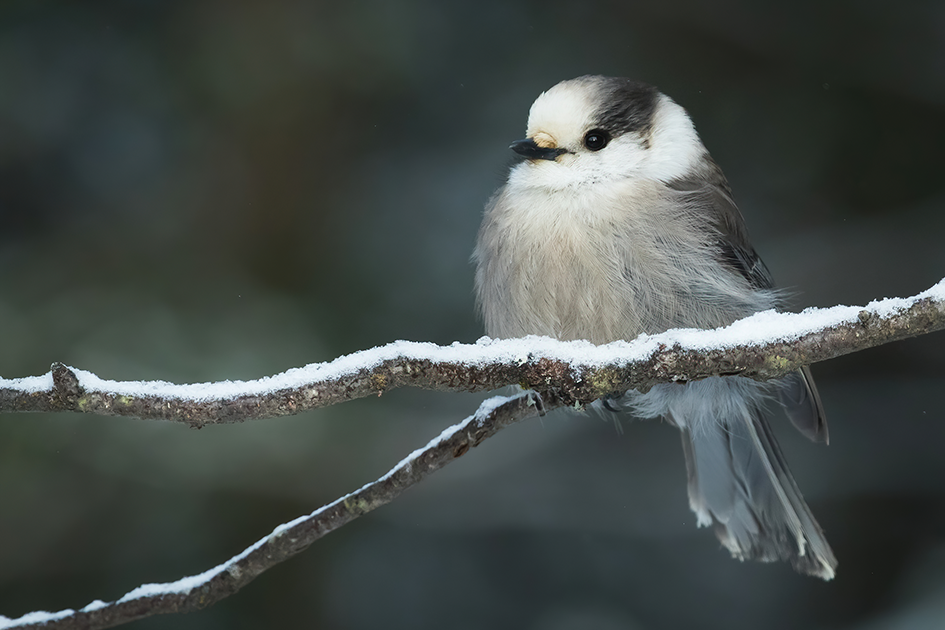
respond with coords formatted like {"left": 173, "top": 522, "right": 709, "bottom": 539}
{"left": 1, "top": 279, "right": 944, "bottom": 629}
{"left": 1, "top": 278, "right": 943, "bottom": 426}
{"left": 0, "top": 392, "right": 551, "bottom": 630}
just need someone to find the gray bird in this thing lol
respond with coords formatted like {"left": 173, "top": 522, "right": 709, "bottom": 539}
{"left": 473, "top": 75, "right": 836, "bottom": 579}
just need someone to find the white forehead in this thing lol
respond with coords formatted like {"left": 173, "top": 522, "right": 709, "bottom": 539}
{"left": 525, "top": 79, "right": 598, "bottom": 139}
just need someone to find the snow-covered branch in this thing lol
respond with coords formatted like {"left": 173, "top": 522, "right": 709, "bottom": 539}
{"left": 1, "top": 278, "right": 944, "bottom": 630}
{"left": 1, "top": 279, "right": 943, "bottom": 425}
{"left": 0, "top": 392, "right": 544, "bottom": 630}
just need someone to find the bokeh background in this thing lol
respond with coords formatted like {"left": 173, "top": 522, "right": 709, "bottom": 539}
{"left": 2, "top": 1, "right": 945, "bottom": 628}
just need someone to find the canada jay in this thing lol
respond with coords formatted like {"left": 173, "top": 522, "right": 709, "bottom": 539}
{"left": 473, "top": 75, "right": 836, "bottom": 579}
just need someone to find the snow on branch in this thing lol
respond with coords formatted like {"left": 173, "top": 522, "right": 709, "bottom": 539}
{"left": 1, "top": 279, "right": 944, "bottom": 630}
{"left": 1, "top": 278, "right": 943, "bottom": 426}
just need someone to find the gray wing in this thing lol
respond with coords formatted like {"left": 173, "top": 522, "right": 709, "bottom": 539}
{"left": 667, "top": 161, "right": 829, "bottom": 443}
{"left": 778, "top": 366, "right": 829, "bottom": 443}
{"left": 669, "top": 161, "right": 775, "bottom": 291}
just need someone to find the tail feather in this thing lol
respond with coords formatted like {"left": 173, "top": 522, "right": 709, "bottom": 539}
{"left": 633, "top": 377, "right": 837, "bottom": 579}
{"left": 741, "top": 408, "right": 836, "bottom": 577}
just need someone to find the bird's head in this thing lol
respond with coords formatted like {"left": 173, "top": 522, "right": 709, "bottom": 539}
{"left": 508, "top": 76, "right": 707, "bottom": 191}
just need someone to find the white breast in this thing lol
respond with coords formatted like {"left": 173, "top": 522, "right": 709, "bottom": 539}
{"left": 474, "top": 178, "right": 774, "bottom": 343}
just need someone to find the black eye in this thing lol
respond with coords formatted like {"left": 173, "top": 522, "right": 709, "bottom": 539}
{"left": 583, "top": 129, "right": 610, "bottom": 151}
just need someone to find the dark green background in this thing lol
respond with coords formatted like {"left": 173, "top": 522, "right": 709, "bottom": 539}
{"left": 2, "top": 1, "right": 945, "bottom": 628}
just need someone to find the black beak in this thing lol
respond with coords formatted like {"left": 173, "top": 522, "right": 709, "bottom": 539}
{"left": 509, "top": 138, "right": 568, "bottom": 161}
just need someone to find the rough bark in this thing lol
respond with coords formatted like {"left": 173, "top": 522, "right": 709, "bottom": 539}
{"left": 1, "top": 285, "right": 942, "bottom": 427}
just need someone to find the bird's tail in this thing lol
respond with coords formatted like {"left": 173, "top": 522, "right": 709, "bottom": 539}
{"left": 632, "top": 377, "right": 837, "bottom": 579}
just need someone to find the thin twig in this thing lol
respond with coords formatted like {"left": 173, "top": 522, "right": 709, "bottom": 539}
{"left": 0, "top": 392, "right": 552, "bottom": 630}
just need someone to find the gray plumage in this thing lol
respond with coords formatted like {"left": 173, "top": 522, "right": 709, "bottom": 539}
{"left": 473, "top": 75, "right": 836, "bottom": 579}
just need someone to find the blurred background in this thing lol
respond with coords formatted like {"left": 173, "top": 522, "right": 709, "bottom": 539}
{"left": 1, "top": 1, "right": 944, "bottom": 628}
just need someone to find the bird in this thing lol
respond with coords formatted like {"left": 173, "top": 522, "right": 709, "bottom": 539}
{"left": 472, "top": 75, "right": 836, "bottom": 579}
